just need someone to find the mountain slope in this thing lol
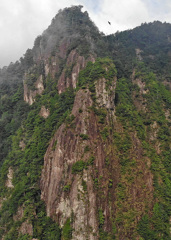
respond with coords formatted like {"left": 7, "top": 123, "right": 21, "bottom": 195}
{"left": 108, "top": 21, "right": 171, "bottom": 82}
{"left": 0, "top": 6, "right": 170, "bottom": 240}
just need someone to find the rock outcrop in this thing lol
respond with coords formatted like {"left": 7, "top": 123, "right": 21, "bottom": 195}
{"left": 0, "top": 6, "right": 170, "bottom": 240}
{"left": 39, "top": 105, "right": 50, "bottom": 118}
{"left": 58, "top": 50, "right": 95, "bottom": 94}
{"left": 41, "top": 89, "right": 99, "bottom": 239}
{"left": 5, "top": 167, "right": 14, "bottom": 188}
{"left": 24, "top": 74, "right": 44, "bottom": 105}
{"left": 41, "top": 68, "right": 117, "bottom": 239}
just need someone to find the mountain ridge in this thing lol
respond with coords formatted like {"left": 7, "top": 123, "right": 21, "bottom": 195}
{"left": 0, "top": 6, "right": 170, "bottom": 240}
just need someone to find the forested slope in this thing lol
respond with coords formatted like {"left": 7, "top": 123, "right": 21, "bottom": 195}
{"left": 0, "top": 6, "right": 170, "bottom": 240}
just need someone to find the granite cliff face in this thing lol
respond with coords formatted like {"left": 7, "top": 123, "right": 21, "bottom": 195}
{"left": 40, "top": 68, "right": 117, "bottom": 239}
{"left": 39, "top": 60, "right": 155, "bottom": 239}
{"left": 0, "top": 6, "right": 170, "bottom": 240}
{"left": 24, "top": 74, "right": 44, "bottom": 105}
{"left": 23, "top": 5, "right": 99, "bottom": 103}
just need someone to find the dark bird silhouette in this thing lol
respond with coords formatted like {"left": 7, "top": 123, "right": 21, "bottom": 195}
{"left": 108, "top": 21, "right": 111, "bottom": 25}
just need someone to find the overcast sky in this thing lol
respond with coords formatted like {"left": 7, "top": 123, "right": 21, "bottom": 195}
{"left": 0, "top": 0, "right": 171, "bottom": 68}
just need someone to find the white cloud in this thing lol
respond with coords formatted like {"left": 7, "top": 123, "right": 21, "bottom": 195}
{"left": 0, "top": 0, "right": 80, "bottom": 67}
{"left": 0, "top": 0, "right": 171, "bottom": 67}
{"left": 87, "top": 0, "right": 150, "bottom": 34}
{"left": 163, "top": 0, "right": 171, "bottom": 23}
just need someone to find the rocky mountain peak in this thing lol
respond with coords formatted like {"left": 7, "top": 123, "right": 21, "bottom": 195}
{"left": 0, "top": 6, "right": 170, "bottom": 240}
{"left": 33, "top": 5, "right": 101, "bottom": 60}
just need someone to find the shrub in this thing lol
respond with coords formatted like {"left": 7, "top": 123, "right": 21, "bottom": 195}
{"left": 63, "top": 184, "right": 71, "bottom": 192}
{"left": 72, "top": 160, "right": 86, "bottom": 174}
{"left": 80, "top": 133, "right": 89, "bottom": 140}
{"left": 62, "top": 218, "right": 72, "bottom": 240}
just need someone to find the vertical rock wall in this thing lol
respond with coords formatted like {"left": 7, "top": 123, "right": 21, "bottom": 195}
{"left": 40, "top": 73, "right": 117, "bottom": 239}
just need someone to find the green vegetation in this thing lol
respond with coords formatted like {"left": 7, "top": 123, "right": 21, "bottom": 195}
{"left": 62, "top": 218, "right": 72, "bottom": 240}
{"left": 79, "top": 133, "right": 89, "bottom": 140}
{"left": 0, "top": 74, "right": 74, "bottom": 239}
{"left": 0, "top": 6, "right": 171, "bottom": 240}
{"left": 82, "top": 179, "right": 87, "bottom": 192}
{"left": 84, "top": 145, "right": 90, "bottom": 152}
{"left": 98, "top": 209, "right": 115, "bottom": 240}
{"left": 63, "top": 184, "right": 71, "bottom": 192}
{"left": 78, "top": 58, "right": 117, "bottom": 90}
{"left": 100, "top": 127, "right": 109, "bottom": 140}
{"left": 72, "top": 160, "right": 86, "bottom": 174}
{"left": 87, "top": 155, "right": 95, "bottom": 165}
{"left": 108, "top": 21, "right": 171, "bottom": 79}
{"left": 0, "top": 83, "right": 29, "bottom": 166}
{"left": 65, "top": 114, "right": 75, "bottom": 126}
{"left": 72, "top": 156, "right": 95, "bottom": 174}
{"left": 52, "top": 140, "right": 57, "bottom": 151}
{"left": 93, "top": 107, "right": 107, "bottom": 124}
{"left": 113, "top": 63, "right": 171, "bottom": 239}
{"left": 115, "top": 77, "right": 146, "bottom": 139}
{"left": 98, "top": 208, "right": 105, "bottom": 227}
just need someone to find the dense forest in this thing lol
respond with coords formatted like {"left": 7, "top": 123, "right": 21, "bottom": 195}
{"left": 0, "top": 6, "right": 170, "bottom": 240}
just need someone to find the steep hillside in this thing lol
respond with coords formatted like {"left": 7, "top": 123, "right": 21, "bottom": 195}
{"left": 107, "top": 21, "right": 171, "bottom": 83}
{"left": 0, "top": 6, "right": 170, "bottom": 240}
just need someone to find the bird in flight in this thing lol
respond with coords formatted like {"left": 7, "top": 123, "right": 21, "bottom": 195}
{"left": 108, "top": 21, "right": 111, "bottom": 25}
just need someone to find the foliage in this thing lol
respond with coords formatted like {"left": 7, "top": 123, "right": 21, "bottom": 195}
{"left": 137, "top": 215, "right": 157, "bottom": 240}
{"left": 100, "top": 127, "right": 109, "bottom": 140}
{"left": 115, "top": 77, "right": 146, "bottom": 139}
{"left": 0, "top": 84, "right": 30, "bottom": 166}
{"left": 114, "top": 63, "right": 171, "bottom": 239}
{"left": 72, "top": 155, "right": 95, "bottom": 174}
{"left": 93, "top": 107, "right": 107, "bottom": 124}
{"left": 62, "top": 218, "right": 72, "bottom": 240}
{"left": 98, "top": 208, "right": 105, "bottom": 227}
{"left": 0, "top": 6, "right": 171, "bottom": 240}
{"left": 82, "top": 179, "right": 87, "bottom": 192}
{"left": 108, "top": 21, "right": 171, "bottom": 79}
{"left": 79, "top": 133, "right": 89, "bottom": 140}
{"left": 84, "top": 145, "right": 90, "bottom": 152}
{"left": 87, "top": 155, "right": 95, "bottom": 165}
{"left": 63, "top": 184, "right": 71, "bottom": 192}
{"left": 78, "top": 58, "right": 117, "bottom": 90}
{"left": 18, "top": 234, "right": 32, "bottom": 240}
{"left": 72, "top": 160, "right": 86, "bottom": 174}
{"left": 0, "top": 79, "right": 74, "bottom": 238}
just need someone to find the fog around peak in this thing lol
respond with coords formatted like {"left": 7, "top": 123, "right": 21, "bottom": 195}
{"left": 0, "top": 0, "right": 171, "bottom": 68}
